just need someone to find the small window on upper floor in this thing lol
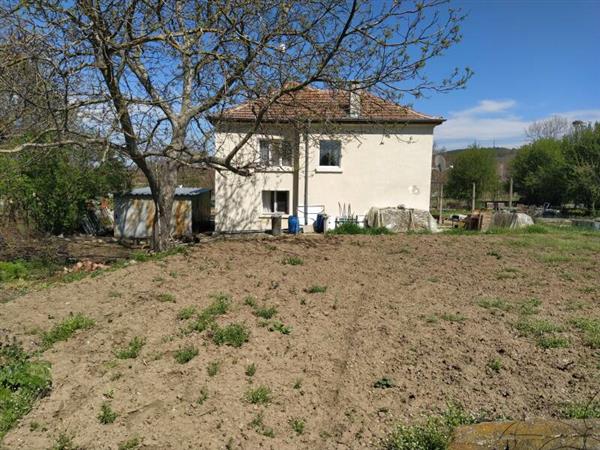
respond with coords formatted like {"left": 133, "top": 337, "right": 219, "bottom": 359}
{"left": 259, "top": 139, "right": 292, "bottom": 168}
{"left": 319, "top": 140, "right": 341, "bottom": 167}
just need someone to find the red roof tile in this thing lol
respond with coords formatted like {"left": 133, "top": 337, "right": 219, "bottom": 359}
{"left": 211, "top": 86, "right": 443, "bottom": 124}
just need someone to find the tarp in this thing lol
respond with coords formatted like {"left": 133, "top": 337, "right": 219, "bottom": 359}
{"left": 366, "top": 207, "right": 438, "bottom": 232}
{"left": 491, "top": 211, "right": 534, "bottom": 229}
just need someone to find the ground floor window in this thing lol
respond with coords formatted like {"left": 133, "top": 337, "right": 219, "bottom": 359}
{"left": 262, "top": 190, "right": 289, "bottom": 214}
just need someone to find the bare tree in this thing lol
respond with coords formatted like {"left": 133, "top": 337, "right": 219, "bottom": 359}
{"left": 0, "top": 0, "right": 472, "bottom": 250}
{"left": 525, "top": 116, "right": 572, "bottom": 141}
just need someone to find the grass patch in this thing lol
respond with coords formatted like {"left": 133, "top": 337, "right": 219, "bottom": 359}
{"left": 373, "top": 377, "right": 396, "bottom": 389}
{"left": 41, "top": 313, "right": 95, "bottom": 349}
{"left": 517, "top": 298, "right": 541, "bottom": 315}
{"left": 189, "top": 293, "right": 231, "bottom": 333}
{"left": 212, "top": 323, "right": 250, "bottom": 347}
{"left": 253, "top": 306, "right": 277, "bottom": 320}
{"left": 249, "top": 412, "right": 275, "bottom": 437}
{"left": 383, "top": 403, "right": 482, "bottom": 450}
{"left": 207, "top": 361, "right": 220, "bottom": 377}
{"left": 290, "top": 417, "right": 305, "bottom": 435}
{"left": 440, "top": 313, "right": 466, "bottom": 323}
{"left": 268, "top": 321, "right": 292, "bottom": 335}
{"left": 327, "top": 223, "right": 391, "bottom": 235}
{"left": 177, "top": 306, "right": 197, "bottom": 320}
{"left": 50, "top": 433, "right": 78, "bottom": 450}
{"left": 0, "top": 340, "right": 52, "bottom": 439}
{"left": 571, "top": 318, "right": 600, "bottom": 348}
{"left": 156, "top": 293, "right": 175, "bottom": 303}
{"left": 245, "top": 385, "right": 272, "bottom": 404}
{"left": 561, "top": 400, "right": 600, "bottom": 419}
{"left": 244, "top": 296, "right": 257, "bottom": 308}
{"left": 197, "top": 386, "right": 209, "bottom": 405}
{"left": 118, "top": 437, "right": 141, "bottom": 450}
{"left": 245, "top": 363, "right": 256, "bottom": 377}
{"left": 115, "top": 337, "right": 145, "bottom": 359}
{"left": 487, "top": 358, "right": 502, "bottom": 373}
{"left": 98, "top": 401, "right": 118, "bottom": 424}
{"left": 282, "top": 256, "right": 304, "bottom": 266}
{"left": 477, "top": 298, "right": 511, "bottom": 311}
{"left": 514, "top": 318, "right": 563, "bottom": 337}
{"left": 537, "top": 336, "right": 569, "bottom": 349}
{"left": 305, "top": 285, "right": 327, "bottom": 294}
{"left": 174, "top": 345, "right": 198, "bottom": 364}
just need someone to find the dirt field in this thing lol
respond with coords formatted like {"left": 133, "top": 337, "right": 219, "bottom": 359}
{"left": 1, "top": 230, "right": 599, "bottom": 449}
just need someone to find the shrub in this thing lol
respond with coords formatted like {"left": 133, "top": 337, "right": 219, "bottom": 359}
{"left": 0, "top": 261, "right": 29, "bottom": 282}
{"left": 115, "top": 337, "right": 145, "bottom": 359}
{"left": 212, "top": 323, "right": 250, "bottom": 347}
{"left": 98, "top": 402, "right": 118, "bottom": 424}
{"left": 0, "top": 340, "right": 52, "bottom": 438}
{"left": 42, "top": 313, "right": 95, "bottom": 349}
{"left": 174, "top": 345, "right": 198, "bottom": 364}
{"left": 245, "top": 385, "right": 272, "bottom": 404}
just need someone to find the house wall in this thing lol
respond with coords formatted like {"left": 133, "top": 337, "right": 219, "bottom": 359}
{"left": 214, "top": 123, "right": 436, "bottom": 232}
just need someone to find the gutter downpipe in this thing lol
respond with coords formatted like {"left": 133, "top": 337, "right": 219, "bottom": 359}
{"left": 304, "top": 120, "right": 310, "bottom": 226}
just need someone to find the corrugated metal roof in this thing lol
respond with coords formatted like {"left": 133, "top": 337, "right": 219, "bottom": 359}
{"left": 121, "top": 187, "right": 210, "bottom": 197}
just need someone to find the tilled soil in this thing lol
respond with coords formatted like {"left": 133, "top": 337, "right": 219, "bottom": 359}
{"left": 1, "top": 232, "right": 599, "bottom": 449}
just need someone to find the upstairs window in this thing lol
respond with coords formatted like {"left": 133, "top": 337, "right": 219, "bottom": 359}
{"left": 262, "top": 190, "right": 289, "bottom": 214}
{"left": 319, "top": 140, "right": 341, "bottom": 167}
{"left": 259, "top": 139, "right": 292, "bottom": 167}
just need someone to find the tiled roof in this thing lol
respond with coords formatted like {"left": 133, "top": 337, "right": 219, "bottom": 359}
{"left": 211, "top": 86, "right": 443, "bottom": 124}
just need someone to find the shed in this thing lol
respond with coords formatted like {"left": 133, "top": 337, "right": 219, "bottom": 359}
{"left": 114, "top": 187, "right": 211, "bottom": 239}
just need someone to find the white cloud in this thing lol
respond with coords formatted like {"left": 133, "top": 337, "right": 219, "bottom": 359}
{"left": 435, "top": 100, "right": 600, "bottom": 150}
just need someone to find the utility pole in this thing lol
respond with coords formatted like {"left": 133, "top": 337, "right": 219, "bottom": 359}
{"left": 509, "top": 177, "right": 513, "bottom": 209}
{"left": 438, "top": 182, "right": 444, "bottom": 225}
{"left": 471, "top": 182, "right": 476, "bottom": 212}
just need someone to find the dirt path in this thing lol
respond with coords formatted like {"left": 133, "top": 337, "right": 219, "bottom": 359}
{"left": 1, "top": 232, "right": 599, "bottom": 449}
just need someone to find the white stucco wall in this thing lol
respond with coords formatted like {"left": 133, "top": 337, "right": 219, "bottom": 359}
{"left": 214, "top": 123, "right": 436, "bottom": 232}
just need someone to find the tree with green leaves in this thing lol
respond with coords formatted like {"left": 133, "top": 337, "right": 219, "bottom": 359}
{"left": 445, "top": 146, "right": 500, "bottom": 202}
{"left": 563, "top": 122, "right": 600, "bottom": 214}
{"left": 511, "top": 138, "right": 568, "bottom": 206}
{"left": 0, "top": 0, "right": 471, "bottom": 249}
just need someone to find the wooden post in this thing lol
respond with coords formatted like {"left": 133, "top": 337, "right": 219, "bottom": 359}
{"left": 471, "top": 182, "right": 476, "bottom": 212}
{"left": 509, "top": 177, "right": 513, "bottom": 208}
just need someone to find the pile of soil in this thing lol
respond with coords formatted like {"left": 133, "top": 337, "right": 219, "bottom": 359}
{"left": 0, "top": 233, "right": 598, "bottom": 449}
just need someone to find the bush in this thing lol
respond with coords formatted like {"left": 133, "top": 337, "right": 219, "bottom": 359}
{"left": 0, "top": 261, "right": 28, "bottom": 282}
{"left": 0, "top": 340, "right": 52, "bottom": 438}
{"left": 328, "top": 223, "right": 391, "bottom": 235}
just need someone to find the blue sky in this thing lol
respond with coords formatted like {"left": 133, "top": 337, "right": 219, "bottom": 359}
{"left": 412, "top": 0, "right": 600, "bottom": 150}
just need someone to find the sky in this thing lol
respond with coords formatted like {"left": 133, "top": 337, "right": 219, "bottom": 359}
{"left": 411, "top": 0, "right": 600, "bottom": 150}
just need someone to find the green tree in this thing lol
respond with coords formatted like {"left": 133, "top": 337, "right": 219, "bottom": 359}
{"left": 563, "top": 122, "right": 600, "bottom": 214}
{"left": 446, "top": 146, "right": 500, "bottom": 201}
{"left": 0, "top": 147, "right": 129, "bottom": 233}
{"left": 511, "top": 138, "right": 568, "bottom": 206}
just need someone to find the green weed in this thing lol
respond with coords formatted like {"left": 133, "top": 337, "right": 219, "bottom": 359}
{"left": 177, "top": 306, "right": 197, "bottom": 320}
{"left": 207, "top": 361, "right": 220, "bottom": 377}
{"left": 373, "top": 377, "right": 395, "bottom": 389}
{"left": 245, "top": 385, "right": 272, "bottom": 404}
{"left": 440, "top": 313, "right": 466, "bottom": 323}
{"left": 0, "top": 340, "right": 52, "bottom": 439}
{"left": 327, "top": 223, "right": 391, "bottom": 235}
{"left": 290, "top": 417, "right": 305, "bottom": 435}
{"left": 42, "top": 313, "right": 95, "bottom": 349}
{"left": 174, "top": 345, "right": 198, "bottom": 364}
{"left": 282, "top": 256, "right": 304, "bottom": 266}
{"left": 305, "top": 285, "right": 327, "bottom": 294}
{"left": 249, "top": 413, "right": 275, "bottom": 437}
{"left": 268, "top": 321, "right": 292, "bottom": 334}
{"left": 245, "top": 363, "right": 256, "bottom": 377}
{"left": 118, "top": 437, "right": 141, "bottom": 450}
{"left": 253, "top": 306, "right": 277, "bottom": 320}
{"left": 156, "top": 293, "right": 175, "bottom": 303}
{"left": 487, "top": 358, "right": 502, "bottom": 372}
{"left": 477, "top": 298, "right": 511, "bottom": 311}
{"left": 197, "top": 386, "right": 209, "bottom": 405}
{"left": 518, "top": 298, "right": 541, "bottom": 315}
{"left": 571, "top": 318, "right": 600, "bottom": 348}
{"left": 50, "top": 433, "right": 78, "bottom": 450}
{"left": 244, "top": 296, "right": 258, "bottom": 308}
{"left": 537, "top": 336, "right": 569, "bottom": 349}
{"left": 212, "top": 323, "right": 250, "bottom": 347}
{"left": 115, "top": 336, "right": 145, "bottom": 359}
{"left": 561, "top": 400, "right": 600, "bottom": 419}
{"left": 98, "top": 402, "right": 118, "bottom": 424}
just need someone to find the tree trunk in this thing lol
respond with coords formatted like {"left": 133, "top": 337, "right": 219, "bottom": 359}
{"left": 150, "top": 161, "right": 179, "bottom": 251}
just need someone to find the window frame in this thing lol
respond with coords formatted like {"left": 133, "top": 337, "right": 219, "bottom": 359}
{"left": 261, "top": 190, "right": 289, "bottom": 215}
{"left": 318, "top": 139, "right": 342, "bottom": 169}
{"left": 259, "top": 139, "right": 293, "bottom": 168}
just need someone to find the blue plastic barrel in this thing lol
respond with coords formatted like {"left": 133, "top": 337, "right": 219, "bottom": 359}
{"left": 314, "top": 214, "right": 324, "bottom": 233}
{"left": 288, "top": 215, "right": 300, "bottom": 234}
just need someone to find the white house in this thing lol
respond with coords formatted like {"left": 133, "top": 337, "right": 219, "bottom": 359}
{"left": 211, "top": 86, "right": 443, "bottom": 232}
